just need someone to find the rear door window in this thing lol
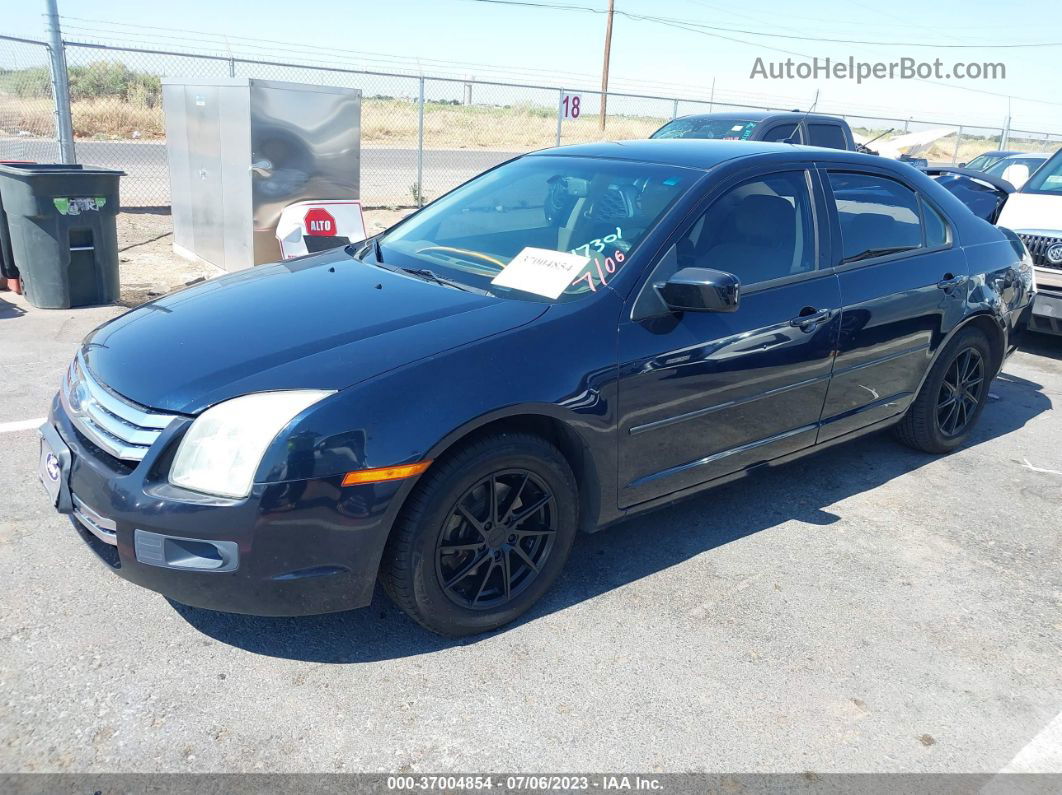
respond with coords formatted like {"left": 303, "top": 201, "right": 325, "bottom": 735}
{"left": 807, "top": 124, "right": 849, "bottom": 150}
{"left": 827, "top": 172, "right": 923, "bottom": 262}
{"left": 761, "top": 123, "right": 799, "bottom": 143}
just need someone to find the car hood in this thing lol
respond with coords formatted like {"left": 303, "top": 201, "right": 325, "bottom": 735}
{"left": 997, "top": 192, "right": 1062, "bottom": 232}
{"left": 83, "top": 250, "right": 548, "bottom": 414}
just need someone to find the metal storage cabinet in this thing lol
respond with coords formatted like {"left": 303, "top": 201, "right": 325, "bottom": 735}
{"left": 162, "top": 78, "right": 361, "bottom": 272}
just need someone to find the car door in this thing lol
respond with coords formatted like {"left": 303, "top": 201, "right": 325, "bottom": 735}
{"left": 616, "top": 166, "right": 841, "bottom": 508}
{"left": 817, "top": 166, "right": 970, "bottom": 442}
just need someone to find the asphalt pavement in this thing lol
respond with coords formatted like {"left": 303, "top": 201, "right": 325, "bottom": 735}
{"left": 1, "top": 139, "right": 522, "bottom": 207}
{"left": 1, "top": 290, "right": 1060, "bottom": 773}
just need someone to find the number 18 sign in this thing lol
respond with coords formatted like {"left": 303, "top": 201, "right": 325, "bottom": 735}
{"left": 560, "top": 93, "right": 582, "bottom": 119}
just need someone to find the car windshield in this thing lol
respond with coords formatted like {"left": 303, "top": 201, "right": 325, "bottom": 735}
{"left": 985, "top": 157, "right": 1043, "bottom": 177}
{"left": 964, "top": 153, "right": 1004, "bottom": 171}
{"left": 374, "top": 156, "right": 695, "bottom": 301}
{"left": 651, "top": 117, "right": 759, "bottom": 140}
{"left": 1021, "top": 151, "right": 1062, "bottom": 194}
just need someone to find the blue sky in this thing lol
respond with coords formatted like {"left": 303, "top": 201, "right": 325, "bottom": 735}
{"left": 7, "top": 0, "right": 1062, "bottom": 131}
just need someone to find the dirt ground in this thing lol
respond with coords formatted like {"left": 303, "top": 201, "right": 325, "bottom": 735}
{"left": 114, "top": 208, "right": 414, "bottom": 307}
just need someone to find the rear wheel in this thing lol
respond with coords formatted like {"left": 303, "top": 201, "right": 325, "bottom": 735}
{"left": 380, "top": 432, "right": 578, "bottom": 636}
{"left": 895, "top": 326, "right": 993, "bottom": 454}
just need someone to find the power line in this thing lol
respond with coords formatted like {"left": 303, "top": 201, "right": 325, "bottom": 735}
{"left": 460, "top": 0, "right": 1062, "bottom": 48}
{"left": 37, "top": 15, "right": 1062, "bottom": 124}
{"left": 459, "top": 0, "right": 1062, "bottom": 111}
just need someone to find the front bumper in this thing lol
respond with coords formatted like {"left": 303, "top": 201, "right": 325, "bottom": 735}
{"left": 45, "top": 395, "right": 402, "bottom": 616}
{"left": 1028, "top": 289, "right": 1062, "bottom": 336}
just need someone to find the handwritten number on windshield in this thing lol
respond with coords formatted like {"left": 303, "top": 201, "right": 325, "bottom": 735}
{"left": 569, "top": 227, "right": 624, "bottom": 292}
{"left": 570, "top": 249, "right": 625, "bottom": 292}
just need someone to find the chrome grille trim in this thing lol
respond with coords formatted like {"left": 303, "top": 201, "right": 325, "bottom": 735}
{"left": 1016, "top": 231, "right": 1062, "bottom": 270}
{"left": 72, "top": 495, "right": 118, "bottom": 546}
{"left": 61, "top": 353, "right": 177, "bottom": 462}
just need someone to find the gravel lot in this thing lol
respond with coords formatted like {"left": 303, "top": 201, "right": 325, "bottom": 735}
{"left": 113, "top": 209, "right": 413, "bottom": 307}
{"left": 0, "top": 288, "right": 1060, "bottom": 775}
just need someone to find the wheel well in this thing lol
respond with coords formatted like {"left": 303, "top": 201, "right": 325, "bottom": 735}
{"left": 962, "top": 314, "right": 1006, "bottom": 375}
{"left": 431, "top": 415, "right": 601, "bottom": 533}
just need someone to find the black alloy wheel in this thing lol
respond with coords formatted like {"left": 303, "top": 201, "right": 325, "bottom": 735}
{"left": 895, "top": 326, "right": 994, "bottom": 454}
{"left": 936, "top": 347, "right": 985, "bottom": 437}
{"left": 380, "top": 432, "right": 578, "bottom": 636}
{"left": 435, "top": 469, "right": 557, "bottom": 610}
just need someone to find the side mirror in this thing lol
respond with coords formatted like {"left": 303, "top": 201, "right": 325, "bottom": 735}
{"left": 958, "top": 161, "right": 966, "bottom": 168}
{"left": 656, "top": 267, "right": 740, "bottom": 312}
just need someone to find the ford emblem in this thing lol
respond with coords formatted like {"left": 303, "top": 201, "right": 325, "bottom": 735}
{"left": 45, "top": 452, "right": 61, "bottom": 482}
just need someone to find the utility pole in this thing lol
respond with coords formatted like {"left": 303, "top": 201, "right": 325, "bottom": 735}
{"left": 1000, "top": 95, "right": 1012, "bottom": 149}
{"left": 45, "top": 0, "right": 76, "bottom": 163}
{"left": 598, "top": 0, "right": 614, "bottom": 131}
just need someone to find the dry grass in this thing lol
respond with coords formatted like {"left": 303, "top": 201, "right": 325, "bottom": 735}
{"left": 0, "top": 96, "right": 164, "bottom": 141}
{"left": 365, "top": 98, "right": 665, "bottom": 148}
{"left": 2, "top": 95, "right": 665, "bottom": 148}
{"left": 5, "top": 94, "right": 1053, "bottom": 157}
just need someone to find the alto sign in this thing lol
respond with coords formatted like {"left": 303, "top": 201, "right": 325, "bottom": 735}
{"left": 275, "top": 200, "right": 367, "bottom": 259}
{"left": 304, "top": 207, "right": 337, "bottom": 237}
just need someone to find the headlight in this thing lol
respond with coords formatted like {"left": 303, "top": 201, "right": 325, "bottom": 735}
{"left": 169, "top": 390, "right": 334, "bottom": 499}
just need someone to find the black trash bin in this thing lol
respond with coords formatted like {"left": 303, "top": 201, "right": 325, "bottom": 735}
{"left": 0, "top": 160, "right": 35, "bottom": 290}
{"left": 0, "top": 163, "right": 124, "bottom": 309}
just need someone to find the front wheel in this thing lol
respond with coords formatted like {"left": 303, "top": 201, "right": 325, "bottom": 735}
{"left": 895, "top": 326, "right": 994, "bottom": 454}
{"left": 380, "top": 432, "right": 578, "bottom": 636}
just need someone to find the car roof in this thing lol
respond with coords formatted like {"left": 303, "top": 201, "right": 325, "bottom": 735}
{"left": 528, "top": 138, "right": 871, "bottom": 170}
{"left": 974, "top": 150, "right": 1020, "bottom": 158}
{"left": 666, "top": 111, "right": 845, "bottom": 124}
{"left": 998, "top": 152, "right": 1050, "bottom": 160}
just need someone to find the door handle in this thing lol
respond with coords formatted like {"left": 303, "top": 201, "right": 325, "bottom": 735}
{"left": 250, "top": 158, "right": 274, "bottom": 177}
{"left": 937, "top": 273, "right": 964, "bottom": 290}
{"left": 789, "top": 307, "right": 830, "bottom": 331}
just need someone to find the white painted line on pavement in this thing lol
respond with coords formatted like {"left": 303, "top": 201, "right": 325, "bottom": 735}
{"left": 0, "top": 418, "right": 45, "bottom": 434}
{"left": 1022, "top": 458, "right": 1062, "bottom": 476}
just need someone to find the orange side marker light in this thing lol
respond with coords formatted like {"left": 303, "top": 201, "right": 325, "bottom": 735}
{"left": 341, "top": 461, "right": 432, "bottom": 486}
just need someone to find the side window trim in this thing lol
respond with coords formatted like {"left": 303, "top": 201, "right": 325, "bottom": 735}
{"left": 629, "top": 165, "right": 826, "bottom": 321}
{"left": 820, "top": 167, "right": 927, "bottom": 271}
{"left": 917, "top": 194, "right": 954, "bottom": 251}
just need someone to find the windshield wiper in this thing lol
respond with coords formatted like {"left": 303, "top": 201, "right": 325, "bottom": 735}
{"left": 374, "top": 237, "right": 385, "bottom": 263}
{"left": 400, "top": 267, "right": 489, "bottom": 294}
{"left": 846, "top": 245, "right": 917, "bottom": 263}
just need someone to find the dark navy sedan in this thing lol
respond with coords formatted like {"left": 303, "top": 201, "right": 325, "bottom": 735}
{"left": 39, "top": 140, "right": 1035, "bottom": 635}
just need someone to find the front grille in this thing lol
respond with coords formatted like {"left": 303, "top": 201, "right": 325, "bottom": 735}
{"left": 1017, "top": 232, "right": 1062, "bottom": 269}
{"left": 60, "top": 353, "right": 177, "bottom": 463}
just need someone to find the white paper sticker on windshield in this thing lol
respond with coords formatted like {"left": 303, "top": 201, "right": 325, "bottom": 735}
{"left": 490, "top": 247, "right": 590, "bottom": 298}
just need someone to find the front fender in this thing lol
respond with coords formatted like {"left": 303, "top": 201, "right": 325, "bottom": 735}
{"left": 255, "top": 291, "right": 624, "bottom": 492}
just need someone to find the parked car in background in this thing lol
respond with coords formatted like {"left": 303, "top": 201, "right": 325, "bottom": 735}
{"left": 961, "top": 150, "right": 1020, "bottom": 171}
{"left": 983, "top": 152, "right": 1050, "bottom": 190}
{"left": 931, "top": 149, "right": 1061, "bottom": 335}
{"left": 40, "top": 140, "right": 1033, "bottom": 636}
{"left": 997, "top": 149, "right": 1062, "bottom": 335}
{"left": 650, "top": 111, "right": 857, "bottom": 150}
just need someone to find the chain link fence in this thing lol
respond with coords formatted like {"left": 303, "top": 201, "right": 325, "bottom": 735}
{"left": 3, "top": 34, "right": 1061, "bottom": 209}
{"left": 0, "top": 36, "right": 60, "bottom": 164}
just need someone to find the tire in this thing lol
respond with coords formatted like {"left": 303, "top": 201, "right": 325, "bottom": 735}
{"left": 894, "top": 326, "right": 994, "bottom": 454}
{"left": 380, "top": 432, "right": 578, "bottom": 636}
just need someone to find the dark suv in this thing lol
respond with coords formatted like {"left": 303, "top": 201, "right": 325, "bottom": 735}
{"left": 651, "top": 111, "right": 857, "bottom": 150}
{"left": 40, "top": 140, "right": 1033, "bottom": 636}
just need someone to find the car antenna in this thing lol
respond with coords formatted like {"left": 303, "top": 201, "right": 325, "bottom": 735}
{"left": 856, "top": 127, "right": 895, "bottom": 155}
{"left": 783, "top": 92, "right": 819, "bottom": 145}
